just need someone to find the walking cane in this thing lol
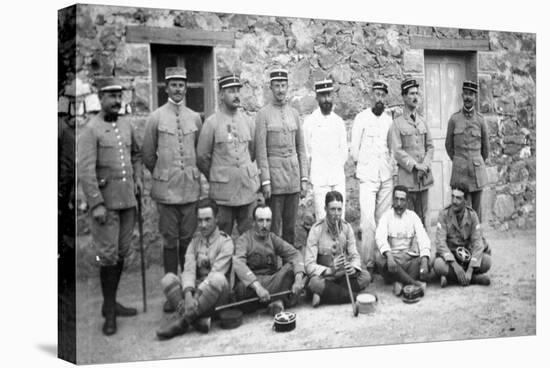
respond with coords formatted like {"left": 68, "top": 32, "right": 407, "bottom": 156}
{"left": 136, "top": 188, "right": 147, "bottom": 312}
{"left": 214, "top": 290, "right": 293, "bottom": 312}
{"left": 336, "top": 220, "right": 359, "bottom": 317}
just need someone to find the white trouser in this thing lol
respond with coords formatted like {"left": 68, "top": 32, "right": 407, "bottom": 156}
{"left": 358, "top": 177, "right": 393, "bottom": 269}
{"left": 312, "top": 183, "right": 346, "bottom": 221}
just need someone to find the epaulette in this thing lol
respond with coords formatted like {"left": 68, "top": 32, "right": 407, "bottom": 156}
{"left": 312, "top": 218, "right": 325, "bottom": 228}
{"left": 219, "top": 230, "right": 229, "bottom": 238}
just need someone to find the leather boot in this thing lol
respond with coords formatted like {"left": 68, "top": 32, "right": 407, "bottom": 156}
{"left": 472, "top": 274, "right": 491, "bottom": 286}
{"left": 100, "top": 265, "right": 118, "bottom": 336}
{"left": 178, "top": 239, "right": 190, "bottom": 272}
{"left": 163, "top": 246, "right": 179, "bottom": 313}
{"left": 101, "top": 260, "right": 137, "bottom": 317}
{"left": 156, "top": 315, "right": 189, "bottom": 340}
{"left": 192, "top": 317, "right": 211, "bottom": 333}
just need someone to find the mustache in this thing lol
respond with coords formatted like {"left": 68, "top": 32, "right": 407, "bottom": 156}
{"left": 233, "top": 98, "right": 240, "bottom": 103}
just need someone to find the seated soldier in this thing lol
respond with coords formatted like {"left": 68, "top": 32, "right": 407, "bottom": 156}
{"left": 305, "top": 191, "right": 371, "bottom": 307}
{"left": 375, "top": 185, "right": 430, "bottom": 296}
{"left": 434, "top": 182, "right": 491, "bottom": 287}
{"left": 156, "top": 199, "right": 233, "bottom": 340}
{"left": 233, "top": 204, "right": 305, "bottom": 315}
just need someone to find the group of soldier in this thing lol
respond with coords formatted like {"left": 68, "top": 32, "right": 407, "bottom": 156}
{"left": 77, "top": 65, "right": 492, "bottom": 339}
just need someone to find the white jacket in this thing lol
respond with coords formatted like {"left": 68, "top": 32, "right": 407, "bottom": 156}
{"left": 351, "top": 108, "right": 394, "bottom": 182}
{"left": 303, "top": 108, "right": 348, "bottom": 186}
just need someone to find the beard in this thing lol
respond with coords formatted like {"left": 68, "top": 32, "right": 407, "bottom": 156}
{"left": 320, "top": 102, "right": 332, "bottom": 115}
{"left": 372, "top": 101, "right": 385, "bottom": 116}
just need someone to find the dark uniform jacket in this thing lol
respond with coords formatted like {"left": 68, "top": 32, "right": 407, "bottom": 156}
{"left": 181, "top": 227, "right": 234, "bottom": 292}
{"left": 233, "top": 229, "right": 305, "bottom": 288}
{"left": 254, "top": 101, "right": 308, "bottom": 194}
{"left": 142, "top": 102, "right": 202, "bottom": 204}
{"left": 445, "top": 108, "right": 490, "bottom": 192}
{"left": 78, "top": 113, "right": 142, "bottom": 210}
{"left": 197, "top": 109, "right": 260, "bottom": 206}
{"left": 305, "top": 219, "right": 362, "bottom": 277}
{"left": 391, "top": 109, "right": 434, "bottom": 191}
{"left": 435, "top": 205, "right": 484, "bottom": 268}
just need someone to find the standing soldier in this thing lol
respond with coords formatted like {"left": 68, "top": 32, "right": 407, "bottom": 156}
{"left": 197, "top": 74, "right": 260, "bottom": 235}
{"left": 142, "top": 67, "right": 203, "bottom": 313}
{"left": 78, "top": 78, "right": 142, "bottom": 336}
{"left": 255, "top": 69, "right": 308, "bottom": 246}
{"left": 351, "top": 81, "right": 394, "bottom": 272}
{"left": 445, "top": 81, "right": 490, "bottom": 221}
{"left": 303, "top": 79, "right": 349, "bottom": 221}
{"left": 391, "top": 78, "right": 434, "bottom": 227}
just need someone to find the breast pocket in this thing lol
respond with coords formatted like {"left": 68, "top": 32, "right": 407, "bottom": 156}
{"left": 400, "top": 129, "right": 417, "bottom": 149}
{"left": 97, "top": 135, "right": 118, "bottom": 166}
{"left": 469, "top": 129, "right": 482, "bottom": 150}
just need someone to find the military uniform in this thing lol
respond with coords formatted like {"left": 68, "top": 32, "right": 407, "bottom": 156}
{"left": 255, "top": 69, "right": 308, "bottom": 246}
{"left": 391, "top": 108, "right": 434, "bottom": 226}
{"left": 233, "top": 229, "right": 305, "bottom": 309}
{"left": 305, "top": 219, "right": 371, "bottom": 304}
{"left": 433, "top": 205, "right": 491, "bottom": 283}
{"left": 142, "top": 66, "right": 203, "bottom": 277}
{"left": 445, "top": 81, "right": 490, "bottom": 221}
{"left": 77, "top": 78, "right": 142, "bottom": 335}
{"left": 350, "top": 81, "right": 394, "bottom": 270}
{"left": 78, "top": 112, "right": 141, "bottom": 265}
{"left": 197, "top": 75, "right": 260, "bottom": 235}
{"left": 157, "top": 227, "right": 234, "bottom": 339}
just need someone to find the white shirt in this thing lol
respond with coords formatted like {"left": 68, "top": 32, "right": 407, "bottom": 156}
{"left": 375, "top": 208, "right": 431, "bottom": 258}
{"left": 350, "top": 108, "right": 394, "bottom": 182}
{"left": 303, "top": 108, "right": 348, "bottom": 186}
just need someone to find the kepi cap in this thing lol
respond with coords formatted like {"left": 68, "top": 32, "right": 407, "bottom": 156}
{"left": 165, "top": 66, "right": 187, "bottom": 80}
{"left": 462, "top": 80, "right": 478, "bottom": 93}
{"left": 218, "top": 74, "right": 242, "bottom": 89}
{"left": 314, "top": 79, "right": 334, "bottom": 93}
{"left": 401, "top": 78, "right": 419, "bottom": 94}
{"left": 96, "top": 77, "right": 124, "bottom": 92}
{"left": 270, "top": 69, "right": 288, "bottom": 82}
{"left": 372, "top": 80, "right": 388, "bottom": 94}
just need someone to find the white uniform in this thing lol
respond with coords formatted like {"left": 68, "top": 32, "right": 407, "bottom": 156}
{"left": 303, "top": 108, "right": 348, "bottom": 220}
{"left": 350, "top": 108, "right": 394, "bottom": 269}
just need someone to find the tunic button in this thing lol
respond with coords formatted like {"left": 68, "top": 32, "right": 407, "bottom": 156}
{"left": 118, "top": 142, "right": 122, "bottom": 146}
{"left": 122, "top": 178, "right": 126, "bottom": 182}
{"left": 120, "top": 155, "right": 124, "bottom": 160}
{"left": 119, "top": 149, "right": 123, "bottom": 153}
{"left": 121, "top": 163, "right": 126, "bottom": 167}
{"left": 111, "top": 123, "right": 116, "bottom": 128}
{"left": 122, "top": 170, "right": 126, "bottom": 175}
{"left": 114, "top": 128, "right": 119, "bottom": 133}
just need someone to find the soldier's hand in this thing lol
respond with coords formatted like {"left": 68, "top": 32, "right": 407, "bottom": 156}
{"left": 386, "top": 253, "right": 398, "bottom": 274}
{"left": 134, "top": 178, "right": 143, "bottom": 196}
{"left": 415, "top": 163, "right": 429, "bottom": 175}
{"left": 452, "top": 262, "right": 468, "bottom": 286}
{"left": 419, "top": 257, "right": 429, "bottom": 281}
{"left": 92, "top": 204, "right": 107, "bottom": 224}
{"left": 184, "top": 294, "right": 198, "bottom": 315}
{"left": 343, "top": 261, "right": 355, "bottom": 276}
{"left": 253, "top": 282, "right": 270, "bottom": 303}
{"left": 300, "top": 181, "right": 308, "bottom": 198}
{"left": 291, "top": 274, "right": 304, "bottom": 295}
{"left": 332, "top": 254, "right": 345, "bottom": 269}
{"left": 262, "top": 184, "right": 272, "bottom": 200}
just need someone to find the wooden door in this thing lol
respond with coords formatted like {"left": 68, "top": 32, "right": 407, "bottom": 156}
{"left": 424, "top": 53, "right": 467, "bottom": 225}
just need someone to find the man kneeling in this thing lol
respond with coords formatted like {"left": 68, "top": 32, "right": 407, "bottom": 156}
{"left": 433, "top": 183, "right": 491, "bottom": 287}
{"left": 156, "top": 199, "right": 234, "bottom": 340}
{"left": 375, "top": 185, "right": 431, "bottom": 297}
{"left": 305, "top": 191, "right": 371, "bottom": 307}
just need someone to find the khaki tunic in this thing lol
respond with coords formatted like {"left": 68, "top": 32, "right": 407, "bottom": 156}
{"left": 445, "top": 108, "right": 490, "bottom": 192}
{"left": 305, "top": 219, "right": 362, "bottom": 277}
{"left": 233, "top": 230, "right": 305, "bottom": 288}
{"left": 197, "top": 109, "right": 260, "bottom": 206}
{"left": 391, "top": 110, "right": 434, "bottom": 191}
{"left": 435, "top": 205, "right": 484, "bottom": 268}
{"left": 142, "top": 102, "right": 202, "bottom": 204}
{"left": 181, "top": 228, "right": 234, "bottom": 292}
{"left": 254, "top": 101, "right": 308, "bottom": 194}
{"left": 78, "top": 113, "right": 142, "bottom": 210}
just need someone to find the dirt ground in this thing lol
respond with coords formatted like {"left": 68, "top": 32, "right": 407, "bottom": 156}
{"left": 75, "top": 228, "right": 535, "bottom": 365}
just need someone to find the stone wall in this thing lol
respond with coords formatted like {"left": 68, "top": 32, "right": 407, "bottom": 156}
{"left": 60, "top": 4, "right": 536, "bottom": 266}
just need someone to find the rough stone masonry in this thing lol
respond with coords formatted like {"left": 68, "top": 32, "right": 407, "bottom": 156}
{"left": 59, "top": 4, "right": 535, "bottom": 267}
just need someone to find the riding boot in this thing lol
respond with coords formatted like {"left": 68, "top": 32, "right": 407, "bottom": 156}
{"left": 163, "top": 245, "right": 179, "bottom": 313}
{"left": 100, "top": 265, "right": 118, "bottom": 336}
{"left": 101, "top": 259, "right": 137, "bottom": 317}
